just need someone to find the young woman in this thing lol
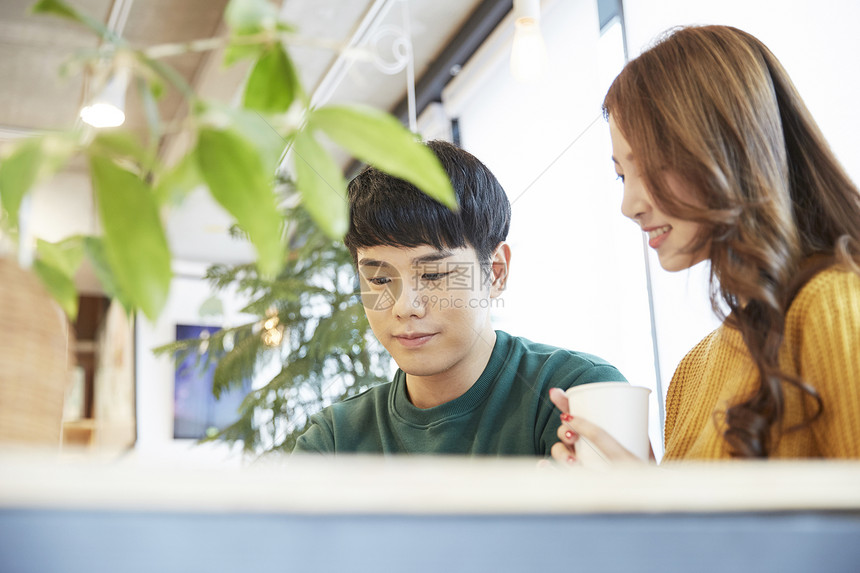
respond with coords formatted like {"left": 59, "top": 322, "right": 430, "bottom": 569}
{"left": 551, "top": 24, "right": 860, "bottom": 460}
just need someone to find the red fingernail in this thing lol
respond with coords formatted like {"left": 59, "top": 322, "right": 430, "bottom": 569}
{"left": 560, "top": 413, "right": 573, "bottom": 422}
{"left": 565, "top": 430, "right": 579, "bottom": 441}
{"left": 567, "top": 455, "right": 576, "bottom": 465}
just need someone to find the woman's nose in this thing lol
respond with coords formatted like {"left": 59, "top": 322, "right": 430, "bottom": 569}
{"left": 620, "top": 178, "right": 649, "bottom": 222}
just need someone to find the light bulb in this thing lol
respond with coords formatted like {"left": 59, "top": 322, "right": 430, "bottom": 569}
{"left": 80, "top": 102, "right": 125, "bottom": 128}
{"left": 80, "top": 68, "right": 130, "bottom": 128}
{"left": 510, "top": 17, "right": 548, "bottom": 84}
{"left": 262, "top": 326, "right": 283, "bottom": 347}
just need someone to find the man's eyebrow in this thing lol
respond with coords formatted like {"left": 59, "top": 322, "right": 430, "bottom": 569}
{"left": 412, "top": 250, "right": 455, "bottom": 265}
{"left": 357, "top": 250, "right": 455, "bottom": 268}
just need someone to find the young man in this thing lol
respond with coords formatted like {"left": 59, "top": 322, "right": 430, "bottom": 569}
{"left": 293, "top": 140, "right": 625, "bottom": 455}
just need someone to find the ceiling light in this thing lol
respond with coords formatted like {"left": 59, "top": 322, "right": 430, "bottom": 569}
{"left": 80, "top": 68, "right": 130, "bottom": 128}
{"left": 510, "top": 0, "right": 548, "bottom": 84}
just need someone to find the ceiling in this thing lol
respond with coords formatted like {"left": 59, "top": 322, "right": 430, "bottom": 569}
{"left": 0, "top": 0, "right": 496, "bottom": 290}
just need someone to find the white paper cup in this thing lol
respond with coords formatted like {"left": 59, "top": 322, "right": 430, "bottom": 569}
{"left": 564, "top": 382, "right": 651, "bottom": 468}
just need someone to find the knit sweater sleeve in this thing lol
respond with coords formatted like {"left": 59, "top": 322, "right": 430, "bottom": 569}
{"left": 292, "top": 411, "right": 335, "bottom": 454}
{"left": 792, "top": 269, "right": 860, "bottom": 457}
{"left": 662, "top": 329, "right": 719, "bottom": 454}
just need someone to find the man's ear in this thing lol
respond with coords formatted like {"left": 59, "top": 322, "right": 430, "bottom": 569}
{"left": 489, "top": 242, "right": 511, "bottom": 298}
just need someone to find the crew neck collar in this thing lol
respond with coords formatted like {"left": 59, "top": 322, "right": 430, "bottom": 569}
{"left": 391, "top": 330, "right": 511, "bottom": 426}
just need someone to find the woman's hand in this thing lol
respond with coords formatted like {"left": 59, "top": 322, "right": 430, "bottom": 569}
{"left": 548, "top": 388, "right": 654, "bottom": 465}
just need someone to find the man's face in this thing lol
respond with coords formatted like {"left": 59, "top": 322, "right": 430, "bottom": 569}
{"left": 356, "top": 244, "right": 502, "bottom": 379}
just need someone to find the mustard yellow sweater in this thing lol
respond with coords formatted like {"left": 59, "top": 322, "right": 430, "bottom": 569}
{"left": 663, "top": 266, "right": 860, "bottom": 460}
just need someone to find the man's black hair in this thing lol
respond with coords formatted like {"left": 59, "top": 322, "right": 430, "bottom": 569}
{"left": 343, "top": 140, "right": 511, "bottom": 270}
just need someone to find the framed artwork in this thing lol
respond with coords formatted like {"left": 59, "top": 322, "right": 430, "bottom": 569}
{"left": 173, "top": 324, "right": 250, "bottom": 440}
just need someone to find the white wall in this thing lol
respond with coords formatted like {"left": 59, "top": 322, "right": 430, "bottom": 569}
{"left": 623, "top": 0, "right": 860, "bottom": 184}
{"left": 134, "top": 262, "right": 264, "bottom": 465}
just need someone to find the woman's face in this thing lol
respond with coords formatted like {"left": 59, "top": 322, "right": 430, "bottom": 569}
{"left": 609, "top": 115, "right": 710, "bottom": 272}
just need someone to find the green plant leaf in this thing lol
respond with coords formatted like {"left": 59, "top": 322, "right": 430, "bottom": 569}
{"left": 223, "top": 107, "right": 287, "bottom": 176}
{"left": 243, "top": 44, "right": 299, "bottom": 114}
{"left": 224, "top": 42, "right": 264, "bottom": 68}
{"left": 309, "top": 104, "right": 457, "bottom": 209}
{"left": 292, "top": 130, "right": 348, "bottom": 240}
{"left": 142, "top": 71, "right": 165, "bottom": 100}
{"left": 42, "top": 132, "right": 77, "bottom": 170}
{"left": 90, "top": 131, "right": 147, "bottom": 158}
{"left": 136, "top": 75, "right": 163, "bottom": 156}
{"left": 1, "top": 134, "right": 78, "bottom": 229}
{"left": 198, "top": 294, "right": 224, "bottom": 317}
{"left": 155, "top": 150, "right": 205, "bottom": 206}
{"left": 89, "top": 131, "right": 156, "bottom": 174}
{"left": 137, "top": 53, "right": 196, "bottom": 100}
{"left": 82, "top": 236, "right": 125, "bottom": 305}
{"left": 224, "top": 0, "right": 279, "bottom": 35}
{"left": 30, "top": 0, "right": 79, "bottom": 21}
{"left": 0, "top": 138, "right": 43, "bottom": 229}
{"left": 32, "top": 259, "right": 78, "bottom": 320}
{"left": 89, "top": 155, "right": 172, "bottom": 320}
{"left": 196, "top": 127, "right": 284, "bottom": 277}
{"left": 130, "top": 58, "right": 166, "bottom": 101}
{"left": 36, "top": 236, "right": 84, "bottom": 278}
{"left": 31, "top": 0, "right": 117, "bottom": 42}
{"left": 32, "top": 236, "right": 85, "bottom": 318}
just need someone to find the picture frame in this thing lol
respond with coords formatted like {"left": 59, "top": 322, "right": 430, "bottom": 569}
{"left": 173, "top": 324, "right": 250, "bottom": 440}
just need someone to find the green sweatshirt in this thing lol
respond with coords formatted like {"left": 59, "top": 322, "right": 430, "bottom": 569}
{"left": 292, "top": 330, "right": 626, "bottom": 456}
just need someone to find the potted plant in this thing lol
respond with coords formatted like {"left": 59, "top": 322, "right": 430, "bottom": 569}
{"left": 0, "top": 0, "right": 455, "bottom": 446}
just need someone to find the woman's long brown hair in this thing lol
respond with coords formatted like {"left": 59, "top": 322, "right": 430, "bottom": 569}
{"left": 603, "top": 25, "right": 860, "bottom": 457}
